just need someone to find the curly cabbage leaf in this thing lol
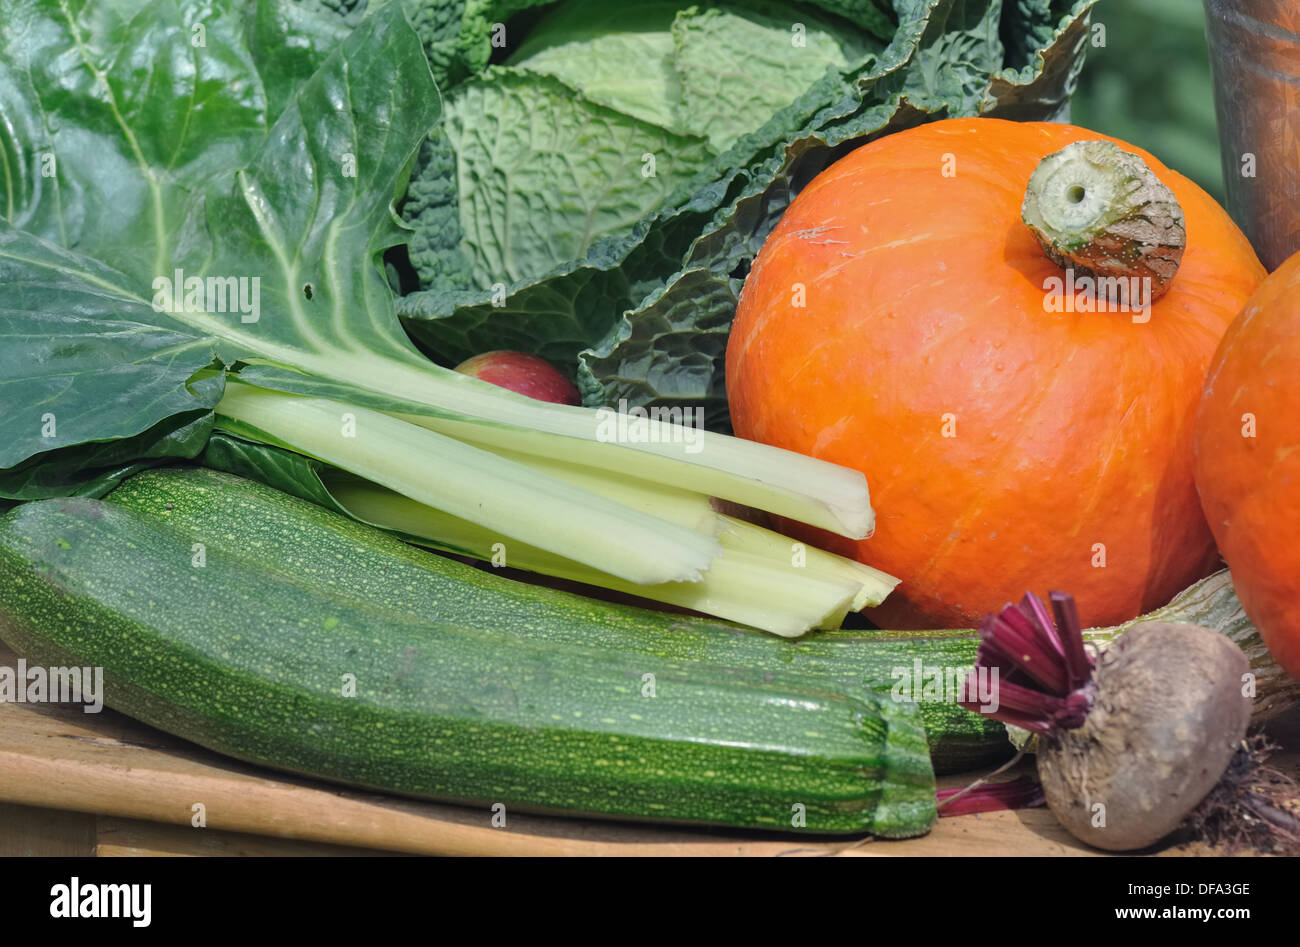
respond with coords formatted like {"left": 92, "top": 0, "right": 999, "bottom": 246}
{"left": 397, "top": 0, "right": 1099, "bottom": 430}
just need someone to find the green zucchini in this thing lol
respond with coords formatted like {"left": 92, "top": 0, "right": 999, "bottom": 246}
{"left": 103, "top": 467, "right": 1008, "bottom": 773}
{"left": 0, "top": 477, "right": 937, "bottom": 837}
{"left": 102, "top": 469, "right": 1300, "bottom": 776}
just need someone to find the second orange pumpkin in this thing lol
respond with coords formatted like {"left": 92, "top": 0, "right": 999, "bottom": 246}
{"left": 727, "top": 118, "right": 1264, "bottom": 629}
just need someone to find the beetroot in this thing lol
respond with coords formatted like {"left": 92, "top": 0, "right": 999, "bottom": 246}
{"left": 961, "top": 594, "right": 1253, "bottom": 851}
{"left": 1037, "top": 622, "right": 1249, "bottom": 850}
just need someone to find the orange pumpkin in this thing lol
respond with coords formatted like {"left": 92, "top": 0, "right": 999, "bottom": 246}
{"left": 1195, "top": 252, "right": 1300, "bottom": 680}
{"left": 727, "top": 118, "right": 1265, "bottom": 629}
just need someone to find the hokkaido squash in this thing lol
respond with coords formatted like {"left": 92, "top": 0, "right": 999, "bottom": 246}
{"left": 727, "top": 118, "right": 1264, "bottom": 630}
{"left": 1195, "top": 252, "right": 1300, "bottom": 681}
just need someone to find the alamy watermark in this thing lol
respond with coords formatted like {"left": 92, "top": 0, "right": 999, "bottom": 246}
{"left": 595, "top": 399, "right": 704, "bottom": 454}
{"left": 890, "top": 659, "right": 999, "bottom": 714}
{"left": 152, "top": 267, "right": 261, "bottom": 323}
{"left": 1043, "top": 269, "right": 1152, "bottom": 324}
{"left": 0, "top": 658, "right": 103, "bottom": 712}
{"left": 50, "top": 877, "right": 150, "bottom": 927}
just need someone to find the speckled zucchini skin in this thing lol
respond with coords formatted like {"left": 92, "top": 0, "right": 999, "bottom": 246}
{"left": 0, "top": 472, "right": 937, "bottom": 836}
{"left": 106, "top": 466, "right": 1008, "bottom": 774}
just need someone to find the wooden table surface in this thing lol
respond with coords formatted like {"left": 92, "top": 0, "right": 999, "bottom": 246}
{"left": 1, "top": 642, "right": 1294, "bottom": 857}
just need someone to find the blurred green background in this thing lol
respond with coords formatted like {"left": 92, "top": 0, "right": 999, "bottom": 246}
{"left": 1071, "top": 0, "right": 1224, "bottom": 204}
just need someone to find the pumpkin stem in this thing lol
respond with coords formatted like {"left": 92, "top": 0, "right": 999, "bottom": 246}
{"left": 1021, "top": 140, "right": 1185, "bottom": 303}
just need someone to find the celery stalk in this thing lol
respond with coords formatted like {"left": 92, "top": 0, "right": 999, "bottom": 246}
{"left": 394, "top": 404, "right": 873, "bottom": 539}
{"left": 716, "top": 516, "right": 899, "bottom": 611}
{"left": 335, "top": 351, "right": 873, "bottom": 540}
{"left": 486, "top": 446, "right": 720, "bottom": 535}
{"left": 243, "top": 345, "right": 874, "bottom": 539}
{"left": 215, "top": 382, "right": 721, "bottom": 585}
{"left": 323, "top": 474, "right": 863, "bottom": 636}
{"left": 231, "top": 345, "right": 874, "bottom": 539}
{"left": 448, "top": 445, "right": 897, "bottom": 617}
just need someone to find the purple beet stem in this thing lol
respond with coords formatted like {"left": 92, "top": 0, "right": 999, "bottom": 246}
{"left": 937, "top": 775, "right": 1046, "bottom": 816}
{"left": 959, "top": 591, "right": 1095, "bottom": 731}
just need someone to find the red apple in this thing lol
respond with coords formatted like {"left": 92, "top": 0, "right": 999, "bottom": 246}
{"left": 453, "top": 350, "right": 581, "bottom": 405}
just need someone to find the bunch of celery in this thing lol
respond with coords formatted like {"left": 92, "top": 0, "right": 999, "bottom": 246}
{"left": 217, "top": 381, "right": 896, "bottom": 636}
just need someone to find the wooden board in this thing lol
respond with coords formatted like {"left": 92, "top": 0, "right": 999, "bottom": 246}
{"left": 0, "top": 804, "right": 403, "bottom": 857}
{"left": 0, "top": 642, "right": 1293, "bottom": 856}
